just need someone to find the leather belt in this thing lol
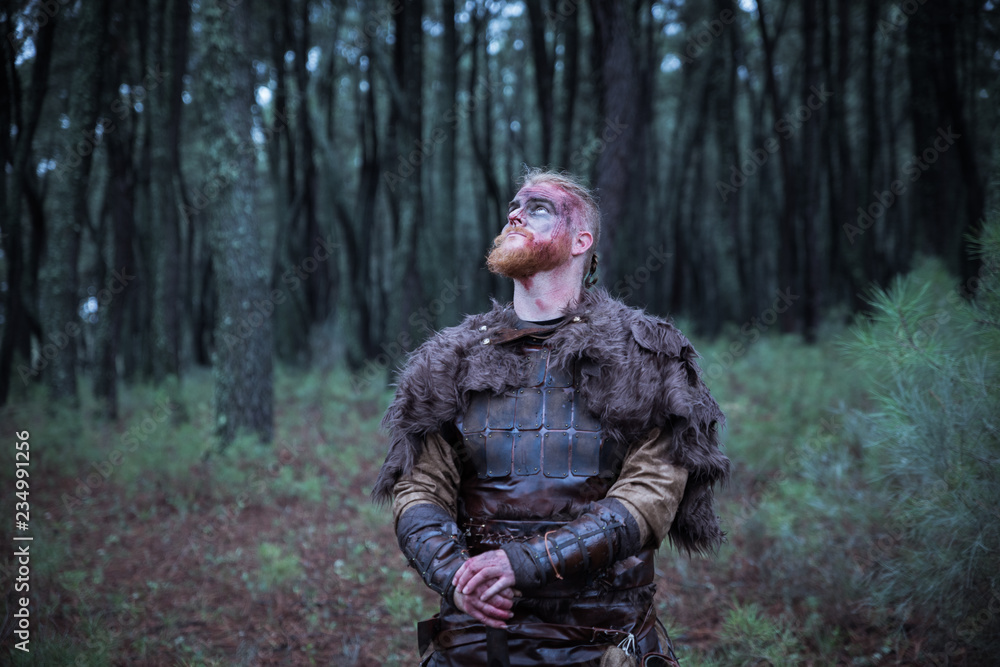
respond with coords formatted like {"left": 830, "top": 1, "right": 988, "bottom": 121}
{"left": 433, "top": 600, "right": 658, "bottom": 651}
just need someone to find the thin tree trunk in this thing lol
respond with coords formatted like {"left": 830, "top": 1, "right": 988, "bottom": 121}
{"left": 0, "top": 15, "right": 55, "bottom": 404}
{"left": 556, "top": 5, "right": 580, "bottom": 171}
{"left": 525, "top": 0, "right": 554, "bottom": 165}
{"left": 756, "top": 0, "right": 798, "bottom": 332}
{"left": 801, "top": 0, "right": 820, "bottom": 341}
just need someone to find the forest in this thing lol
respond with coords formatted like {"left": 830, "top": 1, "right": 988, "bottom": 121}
{"left": 1, "top": 0, "right": 999, "bottom": 664}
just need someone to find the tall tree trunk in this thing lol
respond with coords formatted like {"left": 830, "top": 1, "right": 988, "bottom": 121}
{"left": 717, "top": 0, "right": 748, "bottom": 313}
{"left": 589, "top": 0, "right": 640, "bottom": 280}
{"left": 525, "top": 0, "right": 555, "bottom": 165}
{"left": 150, "top": 0, "right": 188, "bottom": 381}
{"left": 468, "top": 10, "right": 506, "bottom": 301}
{"left": 1, "top": 15, "right": 55, "bottom": 404}
{"left": 439, "top": 0, "right": 459, "bottom": 309}
{"left": 800, "top": 0, "right": 820, "bottom": 342}
{"left": 556, "top": 4, "right": 580, "bottom": 171}
{"left": 294, "top": 0, "right": 327, "bottom": 325}
{"left": 203, "top": 1, "right": 274, "bottom": 446}
{"left": 388, "top": 0, "right": 426, "bottom": 332}
{"left": 40, "top": 0, "right": 108, "bottom": 403}
{"left": 93, "top": 123, "right": 136, "bottom": 418}
{"left": 756, "top": 0, "right": 798, "bottom": 332}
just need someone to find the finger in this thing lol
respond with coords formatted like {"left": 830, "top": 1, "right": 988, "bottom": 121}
{"left": 462, "top": 567, "right": 504, "bottom": 595}
{"left": 471, "top": 597, "right": 513, "bottom": 621}
{"left": 482, "top": 593, "right": 514, "bottom": 612}
{"left": 453, "top": 560, "right": 483, "bottom": 590}
{"left": 481, "top": 575, "right": 516, "bottom": 601}
{"left": 464, "top": 600, "right": 508, "bottom": 628}
{"left": 487, "top": 587, "right": 515, "bottom": 603}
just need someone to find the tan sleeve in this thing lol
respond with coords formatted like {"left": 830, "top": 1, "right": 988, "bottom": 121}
{"left": 605, "top": 428, "right": 689, "bottom": 546}
{"left": 390, "top": 432, "right": 462, "bottom": 529}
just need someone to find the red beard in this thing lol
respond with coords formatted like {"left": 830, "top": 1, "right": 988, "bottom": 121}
{"left": 486, "top": 227, "right": 572, "bottom": 280}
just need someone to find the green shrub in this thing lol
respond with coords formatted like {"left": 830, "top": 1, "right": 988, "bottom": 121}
{"left": 841, "top": 216, "right": 1000, "bottom": 659}
{"left": 247, "top": 542, "right": 304, "bottom": 594}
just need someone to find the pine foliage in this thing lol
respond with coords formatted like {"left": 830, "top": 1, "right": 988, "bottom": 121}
{"left": 844, "top": 211, "right": 1000, "bottom": 660}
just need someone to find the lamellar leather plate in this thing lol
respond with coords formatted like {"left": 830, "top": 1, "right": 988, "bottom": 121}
{"left": 456, "top": 344, "right": 625, "bottom": 526}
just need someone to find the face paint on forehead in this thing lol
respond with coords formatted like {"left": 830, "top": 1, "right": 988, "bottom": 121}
{"left": 511, "top": 183, "right": 581, "bottom": 234}
{"left": 512, "top": 184, "right": 574, "bottom": 213}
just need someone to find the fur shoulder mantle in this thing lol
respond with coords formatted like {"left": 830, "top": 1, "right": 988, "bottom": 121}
{"left": 372, "top": 288, "right": 730, "bottom": 554}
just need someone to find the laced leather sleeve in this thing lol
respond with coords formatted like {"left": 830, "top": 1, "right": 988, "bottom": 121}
{"left": 391, "top": 432, "right": 468, "bottom": 601}
{"left": 395, "top": 503, "right": 469, "bottom": 602}
{"left": 499, "top": 498, "right": 642, "bottom": 590}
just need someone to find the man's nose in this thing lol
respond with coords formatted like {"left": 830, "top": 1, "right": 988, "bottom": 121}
{"left": 507, "top": 207, "right": 526, "bottom": 225}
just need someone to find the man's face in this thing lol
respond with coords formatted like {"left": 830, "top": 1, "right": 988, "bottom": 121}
{"left": 486, "top": 183, "right": 576, "bottom": 280}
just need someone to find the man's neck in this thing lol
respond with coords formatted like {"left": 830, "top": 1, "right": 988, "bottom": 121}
{"left": 512, "top": 264, "right": 584, "bottom": 321}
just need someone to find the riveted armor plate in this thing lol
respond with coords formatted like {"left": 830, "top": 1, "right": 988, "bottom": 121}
{"left": 457, "top": 345, "right": 610, "bottom": 482}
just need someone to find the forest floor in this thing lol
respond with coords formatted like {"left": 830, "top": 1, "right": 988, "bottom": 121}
{"left": 0, "top": 354, "right": 936, "bottom": 666}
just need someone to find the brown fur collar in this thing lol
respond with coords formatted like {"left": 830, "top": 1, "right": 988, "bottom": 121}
{"left": 372, "top": 288, "right": 730, "bottom": 555}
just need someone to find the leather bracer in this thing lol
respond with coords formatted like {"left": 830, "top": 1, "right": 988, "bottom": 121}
{"left": 500, "top": 498, "right": 642, "bottom": 590}
{"left": 396, "top": 503, "right": 469, "bottom": 602}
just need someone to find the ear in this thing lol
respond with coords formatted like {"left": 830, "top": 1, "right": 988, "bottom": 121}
{"left": 571, "top": 230, "right": 593, "bottom": 257}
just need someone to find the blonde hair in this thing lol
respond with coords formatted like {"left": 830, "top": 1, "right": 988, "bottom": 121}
{"left": 519, "top": 167, "right": 601, "bottom": 287}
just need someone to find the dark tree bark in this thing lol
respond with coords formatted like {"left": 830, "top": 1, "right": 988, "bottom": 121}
{"left": 203, "top": 1, "right": 274, "bottom": 446}
{"left": 468, "top": 8, "right": 507, "bottom": 302}
{"left": 525, "top": 0, "right": 555, "bottom": 165}
{"left": 716, "top": 0, "right": 749, "bottom": 314}
{"left": 149, "top": 0, "right": 190, "bottom": 382}
{"left": 385, "top": 0, "right": 426, "bottom": 335}
{"left": 756, "top": 0, "right": 798, "bottom": 332}
{"left": 556, "top": 3, "right": 580, "bottom": 171}
{"left": 800, "top": 0, "right": 821, "bottom": 342}
{"left": 1, "top": 13, "right": 55, "bottom": 404}
{"left": 40, "top": 0, "right": 109, "bottom": 403}
{"left": 93, "top": 117, "right": 136, "bottom": 419}
{"left": 439, "top": 0, "right": 458, "bottom": 288}
{"left": 293, "top": 0, "right": 327, "bottom": 325}
{"left": 589, "top": 0, "right": 640, "bottom": 280}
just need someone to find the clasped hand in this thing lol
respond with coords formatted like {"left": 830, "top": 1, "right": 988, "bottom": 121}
{"left": 451, "top": 549, "right": 518, "bottom": 628}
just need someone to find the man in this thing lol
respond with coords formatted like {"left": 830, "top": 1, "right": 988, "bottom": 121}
{"left": 373, "top": 168, "right": 729, "bottom": 666}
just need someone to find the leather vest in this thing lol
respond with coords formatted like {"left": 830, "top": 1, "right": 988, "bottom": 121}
{"left": 431, "top": 330, "right": 666, "bottom": 663}
{"left": 455, "top": 341, "right": 626, "bottom": 535}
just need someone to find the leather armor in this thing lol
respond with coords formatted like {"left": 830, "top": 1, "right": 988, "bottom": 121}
{"left": 455, "top": 343, "right": 626, "bottom": 525}
{"left": 421, "top": 331, "right": 673, "bottom": 665}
